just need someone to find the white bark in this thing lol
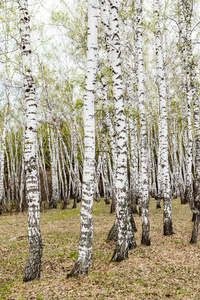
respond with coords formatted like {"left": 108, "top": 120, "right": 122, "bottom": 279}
{"left": 0, "top": 103, "right": 8, "bottom": 214}
{"left": 179, "top": 0, "right": 193, "bottom": 205}
{"left": 154, "top": 0, "right": 173, "bottom": 235}
{"left": 108, "top": 0, "right": 136, "bottom": 260}
{"left": 48, "top": 127, "right": 59, "bottom": 207}
{"left": 18, "top": 0, "right": 43, "bottom": 282}
{"left": 19, "top": 126, "right": 25, "bottom": 212}
{"left": 136, "top": 0, "right": 151, "bottom": 245}
{"left": 69, "top": 0, "right": 98, "bottom": 275}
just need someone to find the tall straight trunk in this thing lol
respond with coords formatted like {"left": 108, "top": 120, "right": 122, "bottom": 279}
{"left": 179, "top": 0, "right": 193, "bottom": 205}
{"left": 69, "top": 0, "right": 98, "bottom": 276}
{"left": 100, "top": 6, "right": 117, "bottom": 213}
{"left": 190, "top": 90, "right": 200, "bottom": 243}
{"left": 0, "top": 103, "right": 8, "bottom": 214}
{"left": 48, "top": 127, "right": 59, "bottom": 208}
{"left": 154, "top": 0, "right": 173, "bottom": 235}
{"left": 129, "top": 95, "right": 139, "bottom": 214}
{"left": 102, "top": 152, "right": 110, "bottom": 204}
{"left": 39, "top": 135, "right": 50, "bottom": 205}
{"left": 5, "top": 147, "right": 11, "bottom": 208}
{"left": 107, "top": 0, "right": 136, "bottom": 261}
{"left": 136, "top": 0, "right": 151, "bottom": 245}
{"left": 94, "top": 153, "right": 102, "bottom": 203}
{"left": 19, "top": 126, "right": 25, "bottom": 212}
{"left": 72, "top": 110, "right": 82, "bottom": 208}
{"left": 60, "top": 145, "right": 69, "bottom": 208}
{"left": 157, "top": 103, "right": 162, "bottom": 208}
{"left": 18, "top": 0, "right": 43, "bottom": 282}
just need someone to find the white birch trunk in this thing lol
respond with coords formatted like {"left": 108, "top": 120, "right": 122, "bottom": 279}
{"left": 72, "top": 110, "right": 82, "bottom": 208}
{"left": 128, "top": 89, "right": 139, "bottom": 214}
{"left": 179, "top": 0, "right": 193, "bottom": 205}
{"left": 136, "top": 0, "right": 151, "bottom": 245}
{"left": 94, "top": 153, "right": 102, "bottom": 203}
{"left": 18, "top": 0, "right": 43, "bottom": 282}
{"left": 48, "top": 127, "right": 59, "bottom": 208}
{"left": 0, "top": 103, "right": 8, "bottom": 214}
{"left": 69, "top": 0, "right": 98, "bottom": 275}
{"left": 39, "top": 135, "right": 50, "bottom": 205}
{"left": 19, "top": 126, "right": 25, "bottom": 212}
{"left": 190, "top": 84, "right": 200, "bottom": 243}
{"left": 154, "top": 0, "right": 173, "bottom": 235}
{"left": 100, "top": 4, "right": 117, "bottom": 213}
{"left": 108, "top": 0, "right": 136, "bottom": 261}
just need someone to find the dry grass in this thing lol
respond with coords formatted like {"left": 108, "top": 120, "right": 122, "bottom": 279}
{"left": 0, "top": 198, "right": 200, "bottom": 299}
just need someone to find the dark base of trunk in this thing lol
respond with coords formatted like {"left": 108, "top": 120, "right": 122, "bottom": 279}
{"left": 128, "top": 236, "right": 137, "bottom": 249}
{"left": 141, "top": 232, "right": 151, "bottom": 246}
{"left": 49, "top": 202, "right": 57, "bottom": 209}
{"left": 62, "top": 201, "right": 67, "bottom": 209}
{"left": 72, "top": 198, "right": 77, "bottom": 209}
{"left": 67, "top": 258, "right": 89, "bottom": 277}
{"left": 94, "top": 193, "right": 101, "bottom": 203}
{"left": 131, "top": 204, "right": 138, "bottom": 214}
{"left": 111, "top": 242, "right": 128, "bottom": 262}
{"left": 156, "top": 203, "right": 161, "bottom": 209}
{"left": 190, "top": 213, "right": 199, "bottom": 244}
{"left": 23, "top": 239, "right": 43, "bottom": 282}
{"left": 104, "top": 197, "right": 110, "bottom": 205}
{"left": 192, "top": 213, "right": 195, "bottom": 222}
{"left": 110, "top": 199, "right": 116, "bottom": 214}
{"left": 181, "top": 187, "right": 192, "bottom": 205}
{"left": 138, "top": 206, "right": 142, "bottom": 216}
{"left": 163, "top": 221, "right": 174, "bottom": 236}
{"left": 180, "top": 197, "right": 188, "bottom": 204}
{"left": 130, "top": 213, "right": 137, "bottom": 232}
{"left": 107, "top": 220, "right": 118, "bottom": 242}
{"left": 77, "top": 195, "right": 82, "bottom": 203}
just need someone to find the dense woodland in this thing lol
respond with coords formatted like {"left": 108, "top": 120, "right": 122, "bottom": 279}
{"left": 0, "top": 0, "right": 200, "bottom": 284}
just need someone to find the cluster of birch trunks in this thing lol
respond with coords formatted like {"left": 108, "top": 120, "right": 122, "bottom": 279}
{"left": 0, "top": 0, "right": 200, "bottom": 281}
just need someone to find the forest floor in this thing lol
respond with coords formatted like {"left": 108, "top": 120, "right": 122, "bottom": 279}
{"left": 0, "top": 198, "right": 200, "bottom": 300}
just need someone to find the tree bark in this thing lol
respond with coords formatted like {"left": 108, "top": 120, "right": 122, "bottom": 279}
{"left": 68, "top": 0, "right": 98, "bottom": 276}
{"left": 136, "top": 0, "right": 151, "bottom": 245}
{"left": 154, "top": 0, "right": 173, "bottom": 235}
{"left": 18, "top": 0, "right": 43, "bottom": 282}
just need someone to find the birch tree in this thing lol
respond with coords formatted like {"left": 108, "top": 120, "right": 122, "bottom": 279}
{"left": 190, "top": 77, "right": 200, "bottom": 243}
{"left": 179, "top": 0, "right": 193, "bottom": 206}
{"left": 68, "top": 0, "right": 98, "bottom": 275}
{"left": 107, "top": 0, "right": 136, "bottom": 261}
{"left": 136, "top": 0, "right": 151, "bottom": 245}
{"left": 154, "top": 0, "right": 173, "bottom": 235}
{"left": 18, "top": 0, "right": 43, "bottom": 282}
{"left": 0, "top": 103, "right": 8, "bottom": 214}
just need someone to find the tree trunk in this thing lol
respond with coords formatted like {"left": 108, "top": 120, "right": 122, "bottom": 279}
{"left": 18, "top": 0, "right": 43, "bottom": 282}
{"left": 108, "top": 0, "right": 136, "bottom": 261}
{"left": 154, "top": 0, "right": 173, "bottom": 235}
{"left": 136, "top": 0, "right": 151, "bottom": 245}
{"left": 68, "top": 0, "right": 98, "bottom": 276}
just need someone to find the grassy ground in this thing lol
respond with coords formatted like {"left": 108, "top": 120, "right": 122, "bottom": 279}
{"left": 0, "top": 198, "right": 200, "bottom": 299}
